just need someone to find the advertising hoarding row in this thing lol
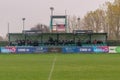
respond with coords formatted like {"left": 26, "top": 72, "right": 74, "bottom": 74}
{"left": 0, "top": 46, "right": 51, "bottom": 53}
{"left": 0, "top": 46, "right": 112, "bottom": 53}
{"left": 62, "top": 46, "right": 109, "bottom": 53}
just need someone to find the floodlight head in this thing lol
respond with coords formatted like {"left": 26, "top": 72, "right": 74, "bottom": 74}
{"left": 22, "top": 18, "right": 26, "bottom": 21}
{"left": 50, "top": 7, "right": 54, "bottom": 11}
{"left": 77, "top": 18, "right": 80, "bottom": 21}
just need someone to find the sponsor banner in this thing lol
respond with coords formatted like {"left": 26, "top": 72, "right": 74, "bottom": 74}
{"left": 48, "top": 47, "right": 62, "bottom": 53}
{"left": 77, "top": 47, "right": 93, "bottom": 53}
{"left": 34, "top": 47, "right": 48, "bottom": 53}
{"left": 62, "top": 47, "right": 77, "bottom": 53}
{"left": 1, "top": 46, "right": 16, "bottom": 53}
{"left": 56, "top": 24, "right": 65, "bottom": 32}
{"left": 16, "top": 47, "right": 35, "bottom": 53}
{"left": 109, "top": 46, "right": 117, "bottom": 53}
{"left": 115, "top": 46, "right": 120, "bottom": 53}
{"left": 93, "top": 46, "right": 109, "bottom": 53}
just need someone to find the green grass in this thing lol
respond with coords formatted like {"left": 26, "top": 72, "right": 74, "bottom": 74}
{"left": 0, "top": 54, "right": 120, "bottom": 80}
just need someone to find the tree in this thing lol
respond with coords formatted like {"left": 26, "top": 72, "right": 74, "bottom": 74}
{"left": 83, "top": 9, "right": 106, "bottom": 33}
{"left": 0, "top": 36, "right": 3, "bottom": 41}
{"left": 31, "top": 23, "right": 50, "bottom": 33}
{"left": 106, "top": 1, "right": 120, "bottom": 40}
{"left": 114, "top": 0, "right": 120, "bottom": 5}
{"left": 82, "top": 0, "right": 120, "bottom": 40}
{"left": 68, "top": 15, "right": 81, "bottom": 32}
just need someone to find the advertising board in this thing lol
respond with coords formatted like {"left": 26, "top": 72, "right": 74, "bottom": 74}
{"left": 48, "top": 47, "right": 62, "bottom": 53}
{"left": 1, "top": 46, "right": 16, "bottom": 53}
{"left": 34, "top": 47, "right": 48, "bottom": 53}
{"left": 77, "top": 47, "right": 93, "bottom": 53}
{"left": 16, "top": 47, "right": 35, "bottom": 53}
{"left": 93, "top": 46, "right": 109, "bottom": 53}
{"left": 115, "top": 46, "right": 120, "bottom": 53}
{"left": 109, "top": 46, "right": 117, "bottom": 53}
{"left": 62, "top": 47, "right": 77, "bottom": 53}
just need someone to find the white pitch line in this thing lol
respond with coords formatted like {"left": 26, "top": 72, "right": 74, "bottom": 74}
{"left": 48, "top": 56, "right": 57, "bottom": 80}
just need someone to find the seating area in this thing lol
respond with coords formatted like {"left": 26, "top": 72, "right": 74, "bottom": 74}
{"left": 9, "top": 39, "right": 107, "bottom": 47}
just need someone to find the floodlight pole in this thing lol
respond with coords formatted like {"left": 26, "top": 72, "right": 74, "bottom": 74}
{"left": 8, "top": 22, "right": 10, "bottom": 46}
{"left": 50, "top": 7, "right": 54, "bottom": 32}
{"left": 8, "top": 22, "right": 10, "bottom": 35}
{"left": 22, "top": 18, "right": 26, "bottom": 33}
{"left": 77, "top": 17, "right": 80, "bottom": 30}
{"left": 22, "top": 18, "right": 26, "bottom": 45}
{"left": 50, "top": 7, "right": 54, "bottom": 16}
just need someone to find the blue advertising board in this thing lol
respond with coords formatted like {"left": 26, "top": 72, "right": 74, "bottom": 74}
{"left": 1, "top": 46, "right": 16, "bottom": 53}
{"left": 77, "top": 47, "right": 93, "bottom": 53}
{"left": 62, "top": 47, "right": 77, "bottom": 53}
{"left": 93, "top": 46, "right": 109, "bottom": 53}
{"left": 34, "top": 47, "right": 48, "bottom": 53}
{"left": 16, "top": 47, "right": 35, "bottom": 53}
{"left": 48, "top": 47, "right": 61, "bottom": 53}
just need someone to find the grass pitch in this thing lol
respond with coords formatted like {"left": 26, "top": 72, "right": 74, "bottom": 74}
{"left": 0, "top": 54, "right": 120, "bottom": 80}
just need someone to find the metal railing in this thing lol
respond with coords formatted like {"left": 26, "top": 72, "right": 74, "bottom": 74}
{"left": 1, "top": 40, "right": 120, "bottom": 47}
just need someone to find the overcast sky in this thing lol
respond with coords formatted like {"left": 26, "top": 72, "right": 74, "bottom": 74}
{"left": 0, "top": 0, "right": 113, "bottom": 37}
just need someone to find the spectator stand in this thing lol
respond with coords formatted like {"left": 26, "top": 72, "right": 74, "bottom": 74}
{"left": 8, "top": 30, "right": 107, "bottom": 47}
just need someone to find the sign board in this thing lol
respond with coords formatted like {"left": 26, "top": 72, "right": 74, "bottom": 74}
{"left": 48, "top": 47, "right": 62, "bottom": 53}
{"left": 109, "top": 46, "right": 117, "bottom": 53}
{"left": 77, "top": 47, "right": 93, "bottom": 53}
{"left": 1, "top": 46, "right": 16, "bottom": 53}
{"left": 73, "top": 30, "right": 93, "bottom": 34}
{"left": 93, "top": 46, "right": 109, "bottom": 53}
{"left": 115, "top": 46, "right": 120, "bottom": 53}
{"left": 56, "top": 24, "right": 65, "bottom": 32}
{"left": 16, "top": 47, "right": 35, "bottom": 53}
{"left": 62, "top": 47, "right": 77, "bottom": 53}
{"left": 34, "top": 47, "right": 48, "bottom": 53}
